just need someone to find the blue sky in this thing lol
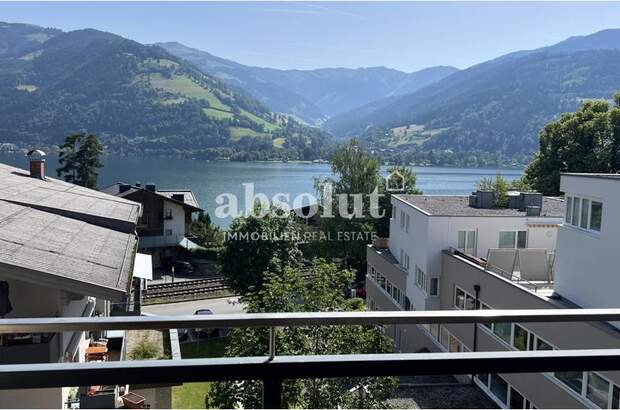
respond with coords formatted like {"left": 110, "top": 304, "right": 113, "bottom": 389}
{"left": 2, "top": 2, "right": 620, "bottom": 72}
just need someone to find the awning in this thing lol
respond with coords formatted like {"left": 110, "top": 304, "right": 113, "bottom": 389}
{"left": 132, "top": 253, "right": 153, "bottom": 280}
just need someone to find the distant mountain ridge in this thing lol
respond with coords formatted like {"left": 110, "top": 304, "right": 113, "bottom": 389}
{"left": 158, "top": 41, "right": 458, "bottom": 124}
{"left": 324, "top": 28, "right": 620, "bottom": 158}
{"left": 0, "top": 22, "right": 332, "bottom": 161}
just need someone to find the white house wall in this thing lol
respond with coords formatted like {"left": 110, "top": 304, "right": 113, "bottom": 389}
{"left": 556, "top": 175, "right": 620, "bottom": 311}
{"left": 163, "top": 200, "right": 186, "bottom": 239}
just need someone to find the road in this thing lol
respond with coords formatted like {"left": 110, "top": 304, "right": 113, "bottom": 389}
{"left": 143, "top": 296, "right": 245, "bottom": 316}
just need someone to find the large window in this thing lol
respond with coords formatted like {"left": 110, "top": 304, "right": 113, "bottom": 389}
{"left": 555, "top": 371, "right": 583, "bottom": 395}
{"left": 454, "top": 286, "right": 477, "bottom": 310}
{"left": 458, "top": 230, "right": 477, "bottom": 255}
{"left": 587, "top": 372, "right": 610, "bottom": 409}
{"left": 566, "top": 195, "right": 603, "bottom": 232}
{"left": 513, "top": 324, "right": 528, "bottom": 351}
{"left": 499, "top": 231, "right": 527, "bottom": 248}
{"left": 490, "top": 374, "right": 509, "bottom": 405}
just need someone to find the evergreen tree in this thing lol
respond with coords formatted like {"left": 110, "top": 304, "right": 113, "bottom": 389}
{"left": 56, "top": 131, "right": 103, "bottom": 189}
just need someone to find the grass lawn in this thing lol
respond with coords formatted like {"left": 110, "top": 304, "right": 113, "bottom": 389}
{"left": 172, "top": 337, "right": 229, "bottom": 408}
{"left": 273, "top": 137, "right": 286, "bottom": 148}
{"left": 229, "top": 126, "right": 268, "bottom": 140}
{"left": 180, "top": 336, "right": 229, "bottom": 358}
{"left": 148, "top": 73, "right": 230, "bottom": 111}
{"left": 203, "top": 107, "right": 234, "bottom": 120}
{"left": 240, "top": 109, "right": 279, "bottom": 132}
{"left": 172, "top": 382, "right": 211, "bottom": 409}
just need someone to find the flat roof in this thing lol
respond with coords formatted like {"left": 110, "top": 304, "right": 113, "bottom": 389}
{"left": 394, "top": 195, "right": 564, "bottom": 217}
{"left": 561, "top": 173, "right": 620, "bottom": 180}
{"left": 0, "top": 163, "right": 140, "bottom": 233}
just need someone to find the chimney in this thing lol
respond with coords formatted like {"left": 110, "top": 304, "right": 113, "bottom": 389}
{"left": 27, "top": 149, "right": 46, "bottom": 180}
{"left": 145, "top": 183, "right": 156, "bottom": 193}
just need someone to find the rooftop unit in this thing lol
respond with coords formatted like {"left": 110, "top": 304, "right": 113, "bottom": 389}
{"left": 468, "top": 190, "right": 543, "bottom": 216}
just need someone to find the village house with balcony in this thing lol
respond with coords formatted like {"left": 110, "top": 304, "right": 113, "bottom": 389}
{"left": 102, "top": 182, "right": 203, "bottom": 268}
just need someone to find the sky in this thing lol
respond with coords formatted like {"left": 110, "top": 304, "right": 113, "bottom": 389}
{"left": 2, "top": 1, "right": 620, "bottom": 72}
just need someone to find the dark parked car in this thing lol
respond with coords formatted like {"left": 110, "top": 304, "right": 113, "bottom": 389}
{"left": 194, "top": 308, "right": 217, "bottom": 337}
{"left": 173, "top": 260, "right": 194, "bottom": 275}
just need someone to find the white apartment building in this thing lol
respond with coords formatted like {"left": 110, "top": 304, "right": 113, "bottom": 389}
{"left": 367, "top": 182, "right": 620, "bottom": 408}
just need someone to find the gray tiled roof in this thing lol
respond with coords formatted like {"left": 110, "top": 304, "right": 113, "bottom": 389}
{"left": 156, "top": 189, "right": 201, "bottom": 209}
{"left": 394, "top": 195, "right": 564, "bottom": 217}
{"left": 0, "top": 163, "right": 141, "bottom": 232}
{"left": 0, "top": 162, "right": 140, "bottom": 300}
{"left": 101, "top": 183, "right": 202, "bottom": 211}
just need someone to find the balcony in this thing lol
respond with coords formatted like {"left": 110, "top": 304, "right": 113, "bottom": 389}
{"left": 2, "top": 310, "right": 620, "bottom": 408}
{"left": 0, "top": 333, "right": 59, "bottom": 364}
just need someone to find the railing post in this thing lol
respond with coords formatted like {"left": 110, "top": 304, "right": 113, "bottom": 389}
{"left": 268, "top": 326, "right": 276, "bottom": 361}
{"left": 263, "top": 377, "right": 283, "bottom": 408}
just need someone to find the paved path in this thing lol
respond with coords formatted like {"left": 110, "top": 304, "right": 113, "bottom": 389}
{"left": 143, "top": 297, "right": 245, "bottom": 316}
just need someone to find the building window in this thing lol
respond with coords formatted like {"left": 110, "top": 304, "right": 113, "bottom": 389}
{"left": 440, "top": 326, "right": 450, "bottom": 349}
{"left": 513, "top": 324, "right": 528, "bottom": 351}
{"left": 565, "top": 196, "right": 603, "bottom": 233}
{"left": 510, "top": 386, "right": 525, "bottom": 409}
{"left": 499, "top": 231, "right": 527, "bottom": 249}
{"left": 591, "top": 201, "right": 603, "bottom": 232}
{"left": 400, "top": 210, "right": 405, "bottom": 229}
{"left": 164, "top": 229, "right": 173, "bottom": 236}
{"left": 572, "top": 197, "right": 581, "bottom": 226}
{"left": 612, "top": 384, "right": 620, "bottom": 409}
{"left": 454, "top": 287, "right": 465, "bottom": 309}
{"left": 587, "top": 372, "right": 610, "bottom": 409}
{"left": 490, "top": 374, "right": 508, "bottom": 405}
{"left": 405, "top": 213, "right": 410, "bottom": 233}
{"left": 555, "top": 371, "right": 583, "bottom": 395}
{"left": 493, "top": 322, "right": 512, "bottom": 345}
{"left": 429, "top": 278, "right": 439, "bottom": 296}
{"left": 164, "top": 208, "right": 173, "bottom": 219}
{"left": 392, "top": 205, "right": 397, "bottom": 219}
{"left": 415, "top": 266, "right": 426, "bottom": 290}
{"left": 458, "top": 230, "right": 477, "bottom": 255}
{"left": 565, "top": 196, "right": 573, "bottom": 223}
{"left": 580, "top": 198, "right": 590, "bottom": 230}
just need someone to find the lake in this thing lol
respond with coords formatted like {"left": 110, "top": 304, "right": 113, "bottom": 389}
{"left": 0, "top": 153, "right": 522, "bottom": 227}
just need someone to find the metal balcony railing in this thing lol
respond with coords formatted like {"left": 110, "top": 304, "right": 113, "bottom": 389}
{"left": 2, "top": 309, "right": 620, "bottom": 408}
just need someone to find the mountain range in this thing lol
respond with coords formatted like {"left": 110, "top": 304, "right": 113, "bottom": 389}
{"left": 158, "top": 41, "right": 458, "bottom": 125}
{"left": 0, "top": 22, "right": 331, "bottom": 161}
{"left": 2, "top": 21, "right": 620, "bottom": 165}
{"left": 323, "top": 29, "right": 620, "bottom": 158}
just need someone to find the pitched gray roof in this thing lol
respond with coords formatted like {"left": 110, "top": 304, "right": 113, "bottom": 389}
{"left": 0, "top": 163, "right": 141, "bottom": 233}
{"left": 0, "top": 162, "right": 140, "bottom": 300}
{"left": 394, "top": 195, "right": 565, "bottom": 218}
{"left": 101, "top": 182, "right": 202, "bottom": 211}
{"left": 156, "top": 189, "right": 200, "bottom": 209}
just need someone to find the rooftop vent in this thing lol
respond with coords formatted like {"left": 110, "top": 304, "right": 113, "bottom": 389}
{"left": 26, "top": 149, "right": 46, "bottom": 180}
{"left": 520, "top": 192, "right": 543, "bottom": 212}
{"left": 526, "top": 206, "right": 542, "bottom": 217}
{"left": 145, "top": 183, "right": 156, "bottom": 193}
{"left": 119, "top": 183, "right": 132, "bottom": 193}
{"left": 470, "top": 190, "right": 495, "bottom": 209}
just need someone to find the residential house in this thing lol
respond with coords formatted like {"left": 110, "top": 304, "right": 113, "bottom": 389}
{"left": 0, "top": 154, "right": 144, "bottom": 408}
{"left": 102, "top": 183, "right": 203, "bottom": 268}
{"left": 365, "top": 187, "right": 620, "bottom": 408}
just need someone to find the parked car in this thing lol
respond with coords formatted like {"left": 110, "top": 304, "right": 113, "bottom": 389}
{"left": 173, "top": 260, "right": 194, "bottom": 275}
{"left": 193, "top": 308, "right": 217, "bottom": 338}
{"left": 177, "top": 327, "right": 189, "bottom": 342}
